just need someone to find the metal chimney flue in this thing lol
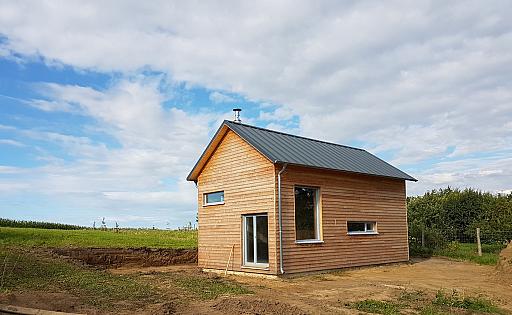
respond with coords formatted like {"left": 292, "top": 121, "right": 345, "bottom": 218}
{"left": 233, "top": 108, "right": 242, "bottom": 123}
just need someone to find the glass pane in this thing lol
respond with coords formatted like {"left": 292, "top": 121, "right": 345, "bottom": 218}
{"left": 348, "top": 222, "right": 366, "bottom": 232}
{"left": 366, "top": 222, "right": 375, "bottom": 231}
{"left": 256, "top": 216, "right": 268, "bottom": 263}
{"left": 205, "top": 191, "right": 224, "bottom": 204}
{"left": 245, "top": 216, "right": 254, "bottom": 263}
{"left": 295, "top": 187, "right": 317, "bottom": 240}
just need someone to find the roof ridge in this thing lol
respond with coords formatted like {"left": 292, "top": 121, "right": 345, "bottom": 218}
{"left": 224, "top": 120, "right": 365, "bottom": 151}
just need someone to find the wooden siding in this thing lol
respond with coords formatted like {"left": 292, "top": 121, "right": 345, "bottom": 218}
{"left": 279, "top": 165, "right": 409, "bottom": 274}
{"left": 196, "top": 130, "right": 278, "bottom": 275}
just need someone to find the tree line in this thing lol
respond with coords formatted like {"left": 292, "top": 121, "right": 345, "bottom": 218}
{"left": 0, "top": 218, "right": 85, "bottom": 230}
{"left": 407, "top": 187, "right": 512, "bottom": 248}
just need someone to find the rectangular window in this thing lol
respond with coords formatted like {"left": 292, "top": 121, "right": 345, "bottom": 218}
{"left": 347, "top": 221, "right": 377, "bottom": 235}
{"left": 203, "top": 191, "right": 224, "bottom": 206}
{"left": 294, "top": 186, "right": 321, "bottom": 242}
{"left": 243, "top": 214, "right": 269, "bottom": 267}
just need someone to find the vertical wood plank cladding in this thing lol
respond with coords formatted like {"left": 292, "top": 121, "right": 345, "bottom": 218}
{"left": 197, "top": 130, "right": 277, "bottom": 275}
{"left": 280, "top": 165, "right": 409, "bottom": 274}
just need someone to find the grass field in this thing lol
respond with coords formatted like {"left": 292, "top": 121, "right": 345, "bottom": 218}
{"left": 0, "top": 226, "right": 510, "bottom": 314}
{"left": 0, "top": 247, "right": 156, "bottom": 306}
{"left": 0, "top": 227, "right": 198, "bottom": 249}
{"left": 348, "top": 290, "right": 506, "bottom": 315}
{"left": 433, "top": 242, "right": 505, "bottom": 265}
{"left": 0, "top": 247, "right": 249, "bottom": 311}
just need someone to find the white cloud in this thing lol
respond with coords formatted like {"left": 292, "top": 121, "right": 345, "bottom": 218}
{"left": 0, "top": 166, "right": 25, "bottom": 174}
{"left": 209, "top": 91, "right": 236, "bottom": 104}
{"left": 408, "top": 155, "right": 512, "bottom": 195}
{"left": 0, "top": 139, "right": 25, "bottom": 147}
{"left": 259, "top": 107, "right": 295, "bottom": 122}
{"left": 0, "top": 1, "right": 510, "bottom": 213}
{"left": 0, "top": 77, "right": 226, "bottom": 226}
{"left": 28, "top": 99, "right": 76, "bottom": 112}
{"left": 1, "top": 1, "right": 508, "bottom": 161}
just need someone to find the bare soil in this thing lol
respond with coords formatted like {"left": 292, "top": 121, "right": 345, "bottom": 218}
{"left": 3, "top": 256, "right": 512, "bottom": 314}
{"left": 0, "top": 291, "right": 98, "bottom": 314}
{"left": 176, "top": 257, "right": 512, "bottom": 315}
{"left": 211, "top": 296, "right": 309, "bottom": 315}
{"left": 52, "top": 247, "right": 197, "bottom": 268}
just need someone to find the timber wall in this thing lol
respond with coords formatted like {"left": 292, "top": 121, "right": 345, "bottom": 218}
{"left": 197, "top": 130, "right": 278, "bottom": 275}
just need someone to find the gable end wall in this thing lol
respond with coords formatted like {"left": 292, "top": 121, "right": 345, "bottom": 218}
{"left": 196, "top": 130, "right": 278, "bottom": 275}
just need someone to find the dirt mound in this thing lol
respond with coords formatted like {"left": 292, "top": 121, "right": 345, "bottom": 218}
{"left": 212, "top": 296, "right": 309, "bottom": 315}
{"left": 496, "top": 242, "right": 512, "bottom": 281}
{"left": 0, "top": 291, "right": 97, "bottom": 314}
{"left": 52, "top": 247, "right": 197, "bottom": 268}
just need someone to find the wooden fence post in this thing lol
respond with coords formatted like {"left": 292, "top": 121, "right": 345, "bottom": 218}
{"left": 476, "top": 228, "right": 482, "bottom": 257}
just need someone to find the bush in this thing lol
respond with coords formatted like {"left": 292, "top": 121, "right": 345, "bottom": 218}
{"left": 407, "top": 188, "right": 512, "bottom": 261}
{"left": 407, "top": 188, "right": 512, "bottom": 243}
{"left": 409, "top": 243, "right": 433, "bottom": 258}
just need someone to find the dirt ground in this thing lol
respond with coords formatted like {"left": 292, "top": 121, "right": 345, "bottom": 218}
{"left": 52, "top": 247, "right": 198, "bottom": 267}
{"left": 177, "top": 258, "right": 512, "bottom": 315}
{"left": 2, "top": 256, "right": 512, "bottom": 314}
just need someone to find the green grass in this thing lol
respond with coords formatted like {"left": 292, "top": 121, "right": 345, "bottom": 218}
{"left": 432, "top": 290, "right": 504, "bottom": 314}
{"left": 433, "top": 242, "right": 505, "bottom": 265}
{"left": 347, "top": 300, "right": 401, "bottom": 315}
{"left": 0, "top": 246, "right": 252, "bottom": 309}
{"left": 0, "top": 248, "right": 158, "bottom": 307}
{"left": 347, "top": 290, "right": 506, "bottom": 315}
{"left": 0, "top": 227, "right": 197, "bottom": 249}
{"left": 171, "top": 274, "right": 252, "bottom": 300}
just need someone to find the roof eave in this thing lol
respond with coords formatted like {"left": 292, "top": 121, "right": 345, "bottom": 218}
{"left": 273, "top": 160, "right": 417, "bottom": 182}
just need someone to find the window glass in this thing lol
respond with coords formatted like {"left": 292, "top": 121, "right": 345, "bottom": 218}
{"left": 204, "top": 191, "right": 224, "bottom": 204}
{"left": 347, "top": 221, "right": 377, "bottom": 234}
{"left": 295, "top": 187, "right": 319, "bottom": 240}
{"left": 243, "top": 214, "right": 268, "bottom": 266}
{"left": 256, "top": 216, "right": 269, "bottom": 264}
{"left": 245, "top": 216, "right": 254, "bottom": 263}
{"left": 347, "top": 222, "right": 366, "bottom": 232}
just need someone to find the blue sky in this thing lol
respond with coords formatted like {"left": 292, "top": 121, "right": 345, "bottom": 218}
{"left": 0, "top": 1, "right": 511, "bottom": 228}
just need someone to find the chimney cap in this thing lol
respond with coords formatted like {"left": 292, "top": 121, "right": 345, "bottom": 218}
{"left": 232, "top": 108, "right": 242, "bottom": 123}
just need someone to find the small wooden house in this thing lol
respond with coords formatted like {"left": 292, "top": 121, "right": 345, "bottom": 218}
{"left": 187, "top": 119, "right": 416, "bottom": 276}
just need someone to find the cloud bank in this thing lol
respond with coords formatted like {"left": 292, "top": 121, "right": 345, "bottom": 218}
{"left": 0, "top": 1, "right": 511, "bottom": 225}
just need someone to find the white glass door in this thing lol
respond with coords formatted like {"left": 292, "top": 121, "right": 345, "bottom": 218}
{"left": 243, "top": 214, "right": 269, "bottom": 267}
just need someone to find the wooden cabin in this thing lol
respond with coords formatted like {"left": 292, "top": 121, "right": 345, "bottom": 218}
{"left": 187, "top": 120, "right": 416, "bottom": 276}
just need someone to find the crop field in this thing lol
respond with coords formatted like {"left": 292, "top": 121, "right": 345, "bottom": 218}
{"left": 0, "top": 227, "right": 197, "bottom": 249}
{"left": 0, "top": 226, "right": 511, "bottom": 314}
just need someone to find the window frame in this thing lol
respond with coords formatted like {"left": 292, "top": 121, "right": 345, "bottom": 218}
{"left": 294, "top": 185, "right": 323, "bottom": 244}
{"left": 242, "top": 213, "right": 270, "bottom": 269}
{"left": 347, "top": 221, "right": 378, "bottom": 235}
{"left": 203, "top": 191, "right": 225, "bottom": 206}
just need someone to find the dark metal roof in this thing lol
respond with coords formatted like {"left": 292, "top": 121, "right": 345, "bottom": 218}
{"left": 224, "top": 120, "right": 416, "bottom": 181}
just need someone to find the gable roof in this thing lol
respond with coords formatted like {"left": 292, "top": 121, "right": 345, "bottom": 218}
{"left": 187, "top": 120, "right": 417, "bottom": 182}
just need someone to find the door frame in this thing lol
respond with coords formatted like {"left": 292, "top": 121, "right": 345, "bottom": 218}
{"left": 242, "top": 213, "right": 269, "bottom": 268}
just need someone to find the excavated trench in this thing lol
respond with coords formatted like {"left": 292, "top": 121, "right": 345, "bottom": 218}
{"left": 52, "top": 247, "right": 197, "bottom": 268}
